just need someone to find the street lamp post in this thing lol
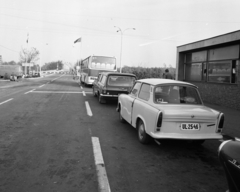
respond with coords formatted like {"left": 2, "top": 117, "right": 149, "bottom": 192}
{"left": 114, "top": 26, "right": 135, "bottom": 73}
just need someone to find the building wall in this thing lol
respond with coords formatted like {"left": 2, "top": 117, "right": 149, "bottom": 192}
{"left": 188, "top": 81, "right": 240, "bottom": 110}
{"left": 177, "top": 30, "right": 240, "bottom": 111}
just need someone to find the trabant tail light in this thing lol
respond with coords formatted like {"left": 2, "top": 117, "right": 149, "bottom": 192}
{"left": 156, "top": 111, "right": 163, "bottom": 131}
{"left": 217, "top": 113, "right": 224, "bottom": 133}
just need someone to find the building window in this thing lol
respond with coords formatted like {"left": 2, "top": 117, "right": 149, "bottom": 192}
{"left": 186, "top": 51, "right": 207, "bottom": 63}
{"left": 185, "top": 63, "right": 202, "bottom": 81}
{"left": 208, "top": 45, "right": 239, "bottom": 61}
{"left": 184, "top": 45, "right": 239, "bottom": 84}
{"left": 208, "top": 61, "right": 232, "bottom": 83}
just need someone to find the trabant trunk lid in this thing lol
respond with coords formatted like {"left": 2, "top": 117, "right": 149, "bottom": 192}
{"left": 155, "top": 105, "right": 220, "bottom": 120}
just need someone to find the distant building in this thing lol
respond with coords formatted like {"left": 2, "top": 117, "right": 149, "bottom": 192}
{"left": 0, "top": 55, "right": 2, "bottom": 65}
{"left": 176, "top": 30, "right": 240, "bottom": 110}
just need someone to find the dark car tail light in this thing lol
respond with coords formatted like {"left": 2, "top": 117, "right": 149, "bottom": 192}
{"left": 217, "top": 113, "right": 224, "bottom": 133}
{"left": 156, "top": 111, "right": 163, "bottom": 131}
{"left": 102, "top": 87, "right": 107, "bottom": 94}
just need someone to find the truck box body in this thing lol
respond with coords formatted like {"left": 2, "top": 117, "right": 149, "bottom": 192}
{"left": 0, "top": 65, "right": 23, "bottom": 78}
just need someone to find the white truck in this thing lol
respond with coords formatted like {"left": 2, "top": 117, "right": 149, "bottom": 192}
{"left": 0, "top": 65, "right": 23, "bottom": 79}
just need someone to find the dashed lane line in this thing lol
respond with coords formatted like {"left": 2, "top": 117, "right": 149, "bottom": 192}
{"left": 0, "top": 98, "right": 13, "bottom": 105}
{"left": 39, "top": 84, "right": 45, "bottom": 88}
{"left": 51, "top": 75, "right": 65, "bottom": 82}
{"left": 92, "top": 137, "right": 111, "bottom": 192}
{"left": 85, "top": 101, "right": 93, "bottom": 116}
{"left": 83, "top": 91, "right": 86, "bottom": 96}
{"left": 24, "top": 89, "right": 36, "bottom": 94}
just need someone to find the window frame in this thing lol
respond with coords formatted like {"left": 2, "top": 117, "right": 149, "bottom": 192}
{"left": 138, "top": 83, "right": 151, "bottom": 101}
{"left": 130, "top": 82, "right": 142, "bottom": 97}
{"left": 184, "top": 46, "right": 239, "bottom": 85}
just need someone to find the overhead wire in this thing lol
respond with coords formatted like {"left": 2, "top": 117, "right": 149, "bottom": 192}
{"left": 1, "top": 6, "right": 240, "bottom": 24}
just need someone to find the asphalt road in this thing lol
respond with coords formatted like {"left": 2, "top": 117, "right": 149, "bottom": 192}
{"left": 0, "top": 75, "right": 228, "bottom": 192}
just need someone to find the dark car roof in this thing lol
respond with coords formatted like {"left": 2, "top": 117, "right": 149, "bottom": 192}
{"left": 100, "top": 72, "right": 136, "bottom": 77}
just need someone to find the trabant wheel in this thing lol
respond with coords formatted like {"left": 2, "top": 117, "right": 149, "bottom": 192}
{"left": 137, "top": 120, "right": 151, "bottom": 144}
{"left": 119, "top": 106, "right": 126, "bottom": 123}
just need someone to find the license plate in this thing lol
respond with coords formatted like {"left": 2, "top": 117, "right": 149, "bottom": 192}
{"left": 181, "top": 123, "right": 199, "bottom": 130}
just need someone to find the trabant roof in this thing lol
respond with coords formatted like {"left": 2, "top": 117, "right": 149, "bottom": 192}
{"left": 99, "top": 72, "right": 136, "bottom": 77}
{"left": 136, "top": 78, "right": 197, "bottom": 88}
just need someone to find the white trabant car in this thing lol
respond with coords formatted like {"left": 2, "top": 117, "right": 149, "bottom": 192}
{"left": 116, "top": 79, "right": 224, "bottom": 145}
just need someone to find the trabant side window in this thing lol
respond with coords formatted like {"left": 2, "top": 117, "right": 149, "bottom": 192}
{"left": 139, "top": 84, "right": 150, "bottom": 101}
{"left": 130, "top": 82, "right": 141, "bottom": 97}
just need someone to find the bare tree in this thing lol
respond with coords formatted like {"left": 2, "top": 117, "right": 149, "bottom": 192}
{"left": 19, "top": 47, "right": 39, "bottom": 64}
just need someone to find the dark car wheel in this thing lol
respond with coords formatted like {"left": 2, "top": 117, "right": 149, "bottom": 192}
{"left": 137, "top": 120, "right": 151, "bottom": 144}
{"left": 98, "top": 94, "right": 105, "bottom": 104}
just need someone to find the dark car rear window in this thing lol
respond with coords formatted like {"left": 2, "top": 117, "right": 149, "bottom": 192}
{"left": 107, "top": 75, "right": 136, "bottom": 87}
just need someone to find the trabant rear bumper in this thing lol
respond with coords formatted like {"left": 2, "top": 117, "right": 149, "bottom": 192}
{"left": 150, "top": 132, "right": 223, "bottom": 140}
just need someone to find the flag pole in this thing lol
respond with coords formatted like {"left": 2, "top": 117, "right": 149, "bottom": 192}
{"left": 25, "top": 33, "right": 29, "bottom": 75}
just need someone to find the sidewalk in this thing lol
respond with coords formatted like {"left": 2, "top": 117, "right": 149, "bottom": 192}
{"left": 205, "top": 102, "right": 240, "bottom": 139}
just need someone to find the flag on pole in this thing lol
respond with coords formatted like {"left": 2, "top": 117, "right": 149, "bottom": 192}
{"left": 74, "top": 37, "right": 81, "bottom": 43}
{"left": 26, "top": 33, "right": 29, "bottom": 43}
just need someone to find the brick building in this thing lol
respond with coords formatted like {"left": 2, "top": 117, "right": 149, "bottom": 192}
{"left": 176, "top": 30, "right": 240, "bottom": 110}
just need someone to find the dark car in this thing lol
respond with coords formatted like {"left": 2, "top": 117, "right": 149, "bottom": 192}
{"left": 92, "top": 72, "right": 136, "bottom": 104}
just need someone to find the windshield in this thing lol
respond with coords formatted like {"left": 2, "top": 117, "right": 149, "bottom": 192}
{"left": 154, "top": 85, "right": 202, "bottom": 104}
{"left": 90, "top": 56, "right": 116, "bottom": 70}
{"left": 107, "top": 76, "right": 136, "bottom": 87}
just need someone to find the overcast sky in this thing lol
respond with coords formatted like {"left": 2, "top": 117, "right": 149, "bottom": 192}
{"left": 1, "top": 0, "right": 240, "bottom": 68}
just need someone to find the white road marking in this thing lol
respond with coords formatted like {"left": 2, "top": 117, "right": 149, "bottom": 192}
{"left": 80, "top": 86, "right": 83, "bottom": 89}
{"left": 83, "top": 91, "right": 86, "bottom": 96}
{"left": 39, "top": 84, "right": 45, "bottom": 88}
{"left": 85, "top": 101, "right": 93, "bottom": 116}
{"left": 24, "top": 89, "right": 36, "bottom": 94}
{"left": 51, "top": 75, "right": 65, "bottom": 82}
{"left": 0, "top": 98, "right": 13, "bottom": 105}
{"left": 92, "top": 137, "right": 111, "bottom": 192}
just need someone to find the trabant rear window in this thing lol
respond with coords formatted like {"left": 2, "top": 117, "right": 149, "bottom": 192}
{"left": 154, "top": 85, "right": 202, "bottom": 104}
{"left": 107, "top": 75, "right": 136, "bottom": 87}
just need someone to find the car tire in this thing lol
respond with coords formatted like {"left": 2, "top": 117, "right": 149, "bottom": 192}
{"left": 192, "top": 140, "right": 205, "bottom": 145}
{"left": 137, "top": 120, "right": 151, "bottom": 144}
{"left": 98, "top": 94, "right": 105, "bottom": 104}
{"left": 119, "top": 106, "right": 126, "bottom": 123}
